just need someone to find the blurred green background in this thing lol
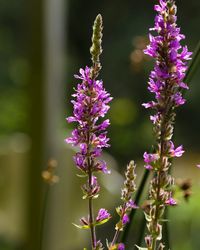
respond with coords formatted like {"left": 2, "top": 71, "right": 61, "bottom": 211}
{"left": 0, "top": 0, "right": 200, "bottom": 249}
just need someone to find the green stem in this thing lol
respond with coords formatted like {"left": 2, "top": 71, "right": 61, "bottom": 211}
{"left": 88, "top": 170, "right": 97, "bottom": 249}
{"left": 39, "top": 185, "right": 50, "bottom": 250}
{"left": 111, "top": 230, "right": 120, "bottom": 247}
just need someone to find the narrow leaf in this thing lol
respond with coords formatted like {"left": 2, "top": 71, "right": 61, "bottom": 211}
{"left": 72, "top": 223, "right": 90, "bottom": 230}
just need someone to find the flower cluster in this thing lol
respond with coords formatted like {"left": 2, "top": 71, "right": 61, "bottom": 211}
{"left": 66, "top": 65, "right": 112, "bottom": 248}
{"left": 66, "top": 66, "right": 112, "bottom": 194}
{"left": 142, "top": 0, "right": 192, "bottom": 249}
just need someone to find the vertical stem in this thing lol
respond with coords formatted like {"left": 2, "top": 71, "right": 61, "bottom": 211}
{"left": 111, "top": 230, "right": 120, "bottom": 246}
{"left": 88, "top": 170, "right": 96, "bottom": 249}
{"left": 111, "top": 203, "right": 126, "bottom": 247}
{"left": 151, "top": 115, "right": 167, "bottom": 250}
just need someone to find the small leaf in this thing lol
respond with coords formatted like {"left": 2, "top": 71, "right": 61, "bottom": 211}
{"left": 82, "top": 193, "right": 99, "bottom": 200}
{"left": 76, "top": 174, "right": 88, "bottom": 178}
{"left": 72, "top": 223, "right": 90, "bottom": 230}
{"left": 144, "top": 212, "right": 152, "bottom": 222}
{"left": 116, "top": 206, "right": 122, "bottom": 216}
{"left": 135, "top": 245, "right": 148, "bottom": 250}
{"left": 95, "top": 217, "right": 111, "bottom": 226}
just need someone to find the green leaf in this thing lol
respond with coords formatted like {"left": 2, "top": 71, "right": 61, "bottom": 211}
{"left": 95, "top": 217, "right": 111, "bottom": 226}
{"left": 144, "top": 212, "right": 152, "bottom": 222}
{"left": 76, "top": 173, "right": 88, "bottom": 178}
{"left": 82, "top": 194, "right": 99, "bottom": 200}
{"left": 72, "top": 223, "right": 90, "bottom": 230}
{"left": 135, "top": 245, "right": 148, "bottom": 250}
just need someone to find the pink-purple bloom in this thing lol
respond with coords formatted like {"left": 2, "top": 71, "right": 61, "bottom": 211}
{"left": 96, "top": 208, "right": 111, "bottom": 222}
{"left": 143, "top": 0, "right": 192, "bottom": 111}
{"left": 165, "top": 197, "right": 177, "bottom": 206}
{"left": 143, "top": 152, "right": 158, "bottom": 170}
{"left": 66, "top": 66, "right": 112, "bottom": 174}
{"left": 122, "top": 214, "right": 129, "bottom": 225}
{"left": 143, "top": 0, "right": 191, "bottom": 171}
{"left": 142, "top": 0, "right": 192, "bottom": 247}
{"left": 118, "top": 243, "right": 125, "bottom": 250}
{"left": 169, "top": 142, "right": 184, "bottom": 158}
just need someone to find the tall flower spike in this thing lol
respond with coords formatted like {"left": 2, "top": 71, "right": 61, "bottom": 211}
{"left": 141, "top": 0, "right": 192, "bottom": 249}
{"left": 66, "top": 14, "right": 112, "bottom": 250}
{"left": 109, "top": 161, "right": 138, "bottom": 249}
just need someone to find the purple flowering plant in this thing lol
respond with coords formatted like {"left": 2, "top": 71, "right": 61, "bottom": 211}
{"left": 141, "top": 0, "right": 192, "bottom": 249}
{"left": 64, "top": 0, "right": 196, "bottom": 249}
{"left": 66, "top": 15, "right": 138, "bottom": 250}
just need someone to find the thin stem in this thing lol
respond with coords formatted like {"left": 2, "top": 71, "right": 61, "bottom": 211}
{"left": 88, "top": 170, "right": 97, "bottom": 249}
{"left": 111, "top": 230, "right": 120, "bottom": 246}
{"left": 39, "top": 185, "right": 50, "bottom": 250}
{"left": 111, "top": 203, "right": 126, "bottom": 247}
{"left": 89, "top": 197, "right": 96, "bottom": 249}
{"left": 87, "top": 77, "right": 97, "bottom": 249}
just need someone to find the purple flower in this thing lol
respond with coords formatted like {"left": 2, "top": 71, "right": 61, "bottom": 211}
{"left": 143, "top": 0, "right": 192, "bottom": 120}
{"left": 142, "top": 101, "right": 157, "bottom": 109}
{"left": 122, "top": 214, "right": 129, "bottom": 225}
{"left": 126, "top": 199, "right": 138, "bottom": 209}
{"left": 118, "top": 243, "right": 125, "bottom": 250}
{"left": 173, "top": 93, "right": 186, "bottom": 106}
{"left": 143, "top": 0, "right": 191, "bottom": 246}
{"left": 169, "top": 142, "right": 184, "bottom": 158}
{"left": 66, "top": 66, "right": 112, "bottom": 175}
{"left": 165, "top": 197, "right": 177, "bottom": 206}
{"left": 95, "top": 160, "right": 111, "bottom": 174}
{"left": 96, "top": 208, "right": 111, "bottom": 222}
{"left": 143, "top": 152, "right": 158, "bottom": 170}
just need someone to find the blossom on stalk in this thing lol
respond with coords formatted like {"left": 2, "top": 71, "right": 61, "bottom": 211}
{"left": 66, "top": 66, "right": 112, "bottom": 178}
{"left": 66, "top": 14, "right": 112, "bottom": 250}
{"left": 141, "top": 0, "right": 192, "bottom": 249}
{"left": 96, "top": 208, "right": 111, "bottom": 223}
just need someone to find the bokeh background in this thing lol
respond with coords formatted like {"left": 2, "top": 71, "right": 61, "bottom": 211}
{"left": 0, "top": 0, "right": 200, "bottom": 249}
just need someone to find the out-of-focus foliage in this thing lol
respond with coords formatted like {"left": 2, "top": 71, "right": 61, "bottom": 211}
{"left": 0, "top": 0, "right": 29, "bottom": 135}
